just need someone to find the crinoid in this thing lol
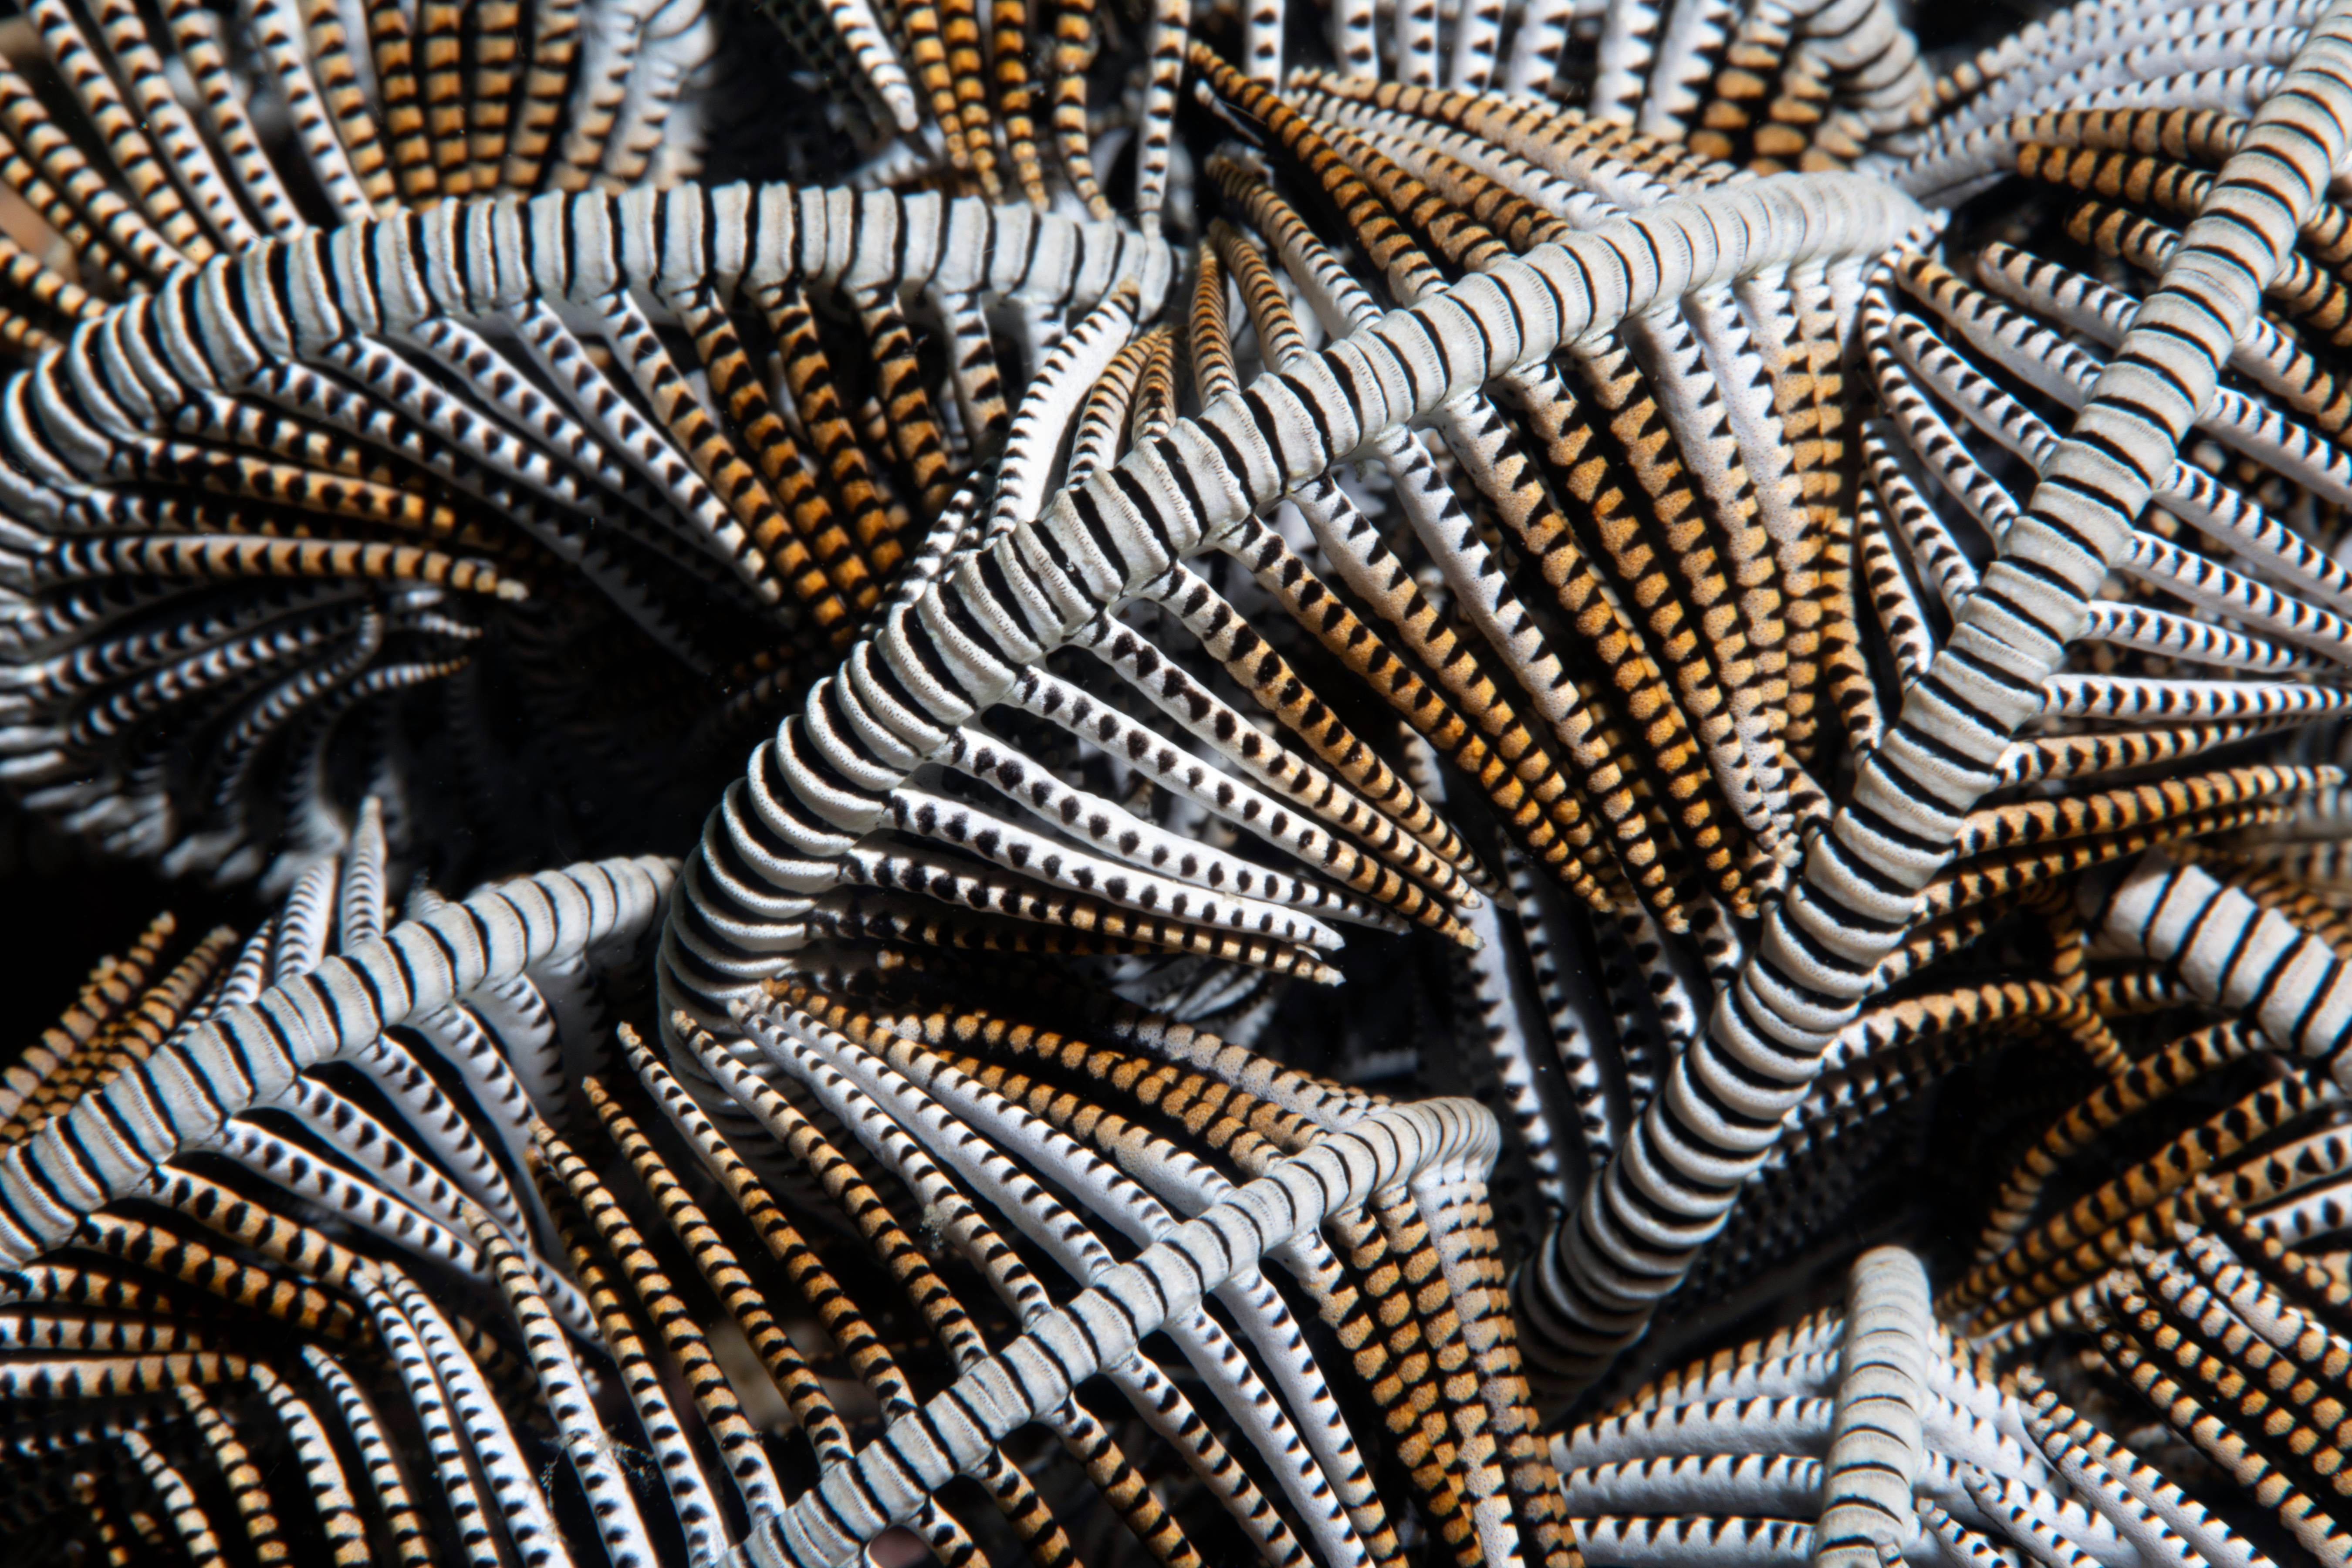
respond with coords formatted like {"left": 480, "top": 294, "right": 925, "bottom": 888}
{"left": 0, "top": 801, "right": 669, "bottom": 1566}
{"left": 13, "top": 1, "right": 2352, "bottom": 1568}
{"left": 0, "top": 818, "right": 1517, "bottom": 1568}
{"left": 0, "top": 0, "right": 732, "bottom": 874}
{"left": 0, "top": 0, "right": 1165, "bottom": 885}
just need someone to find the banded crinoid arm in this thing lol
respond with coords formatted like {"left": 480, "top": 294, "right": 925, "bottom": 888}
{"left": 1198, "top": 65, "right": 1984, "bottom": 1287}
{"left": 764, "top": 967, "right": 1597, "bottom": 1568}
{"left": 1429, "top": 750, "right": 1647, "bottom": 1250}
{"left": 1300, "top": 0, "right": 1926, "bottom": 164}
{"left": 3, "top": 0, "right": 1117, "bottom": 881}
{"left": 666, "top": 983, "right": 1505, "bottom": 1568}
{"left": 758, "top": 0, "right": 1168, "bottom": 232}
{"left": 1515, "top": 0, "right": 2352, "bottom": 1394}
{"left": 1852, "top": 240, "right": 2352, "bottom": 766}
{"left": 2094, "top": 851, "right": 2352, "bottom": 1058}
{"left": 1576, "top": 0, "right": 1930, "bottom": 175}
{"left": 0, "top": 181, "right": 1166, "bottom": 881}
{"left": 646, "top": 145, "right": 1925, "bottom": 1436}
{"left": 0, "top": 836, "right": 685, "bottom": 1568}
{"left": 1787, "top": 111, "right": 2352, "bottom": 1219}
{"left": 316, "top": 965, "right": 1534, "bottom": 1568}
{"left": 3, "top": 0, "right": 715, "bottom": 274}
{"left": 1218, "top": 0, "right": 1597, "bottom": 95}
{"left": 1964, "top": 1107, "right": 2352, "bottom": 1527}
{"left": 646, "top": 1005, "right": 1226, "bottom": 1566}
{"left": 652, "top": 155, "right": 1923, "bottom": 1041}
{"left": 1264, "top": 68, "right": 1954, "bottom": 914}
{"left": 0, "top": 1253, "right": 673, "bottom": 1568}
{"left": 827, "top": 0, "right": 1915, "bottom": 228}
{"left": 0, "top": 843, "right": 672, "bottom": 1268}
{"left": 1957, "top": 1074, "right": 2352, "bottom": 1346}
{"left": 673, "top": 231, "right": 1499, "bottom": 988}
{"left": 1926, "top": 844, "right": 2352, "bottom": 1350}
{"left": 1285, "top": 90, "right": 1872, "bottom": 857}
{"left": 1205, "top": 64, "right": 1805, "bottom": 935}
{"left": 748, "top": 1001, "right": 1385, "bottom": 1566}
{"left": 1887, "top": 0, "right": 2331, "bottom": 202}
{"left": 2041, "top": 1188, "right": 2352, "bottom": 1564}
{"left": 1517, "top": 763, "right": 2345, "bottom": 1382}
{"left": 0, "top": 831, "right": 656, "bottom": 1378}
{"left": 665, "top": 57, "right": 1918, "bottom": 1019}
{"left": 1544, "top": 1244, "right": 2247, "bottom": 1568}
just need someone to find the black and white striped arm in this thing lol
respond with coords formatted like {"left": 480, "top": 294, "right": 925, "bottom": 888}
{"left": 2093, "top": 850, "right": 2352, "bottom": 1062}
{"left": 0, "top": 183, "right": 1167, "bottom": 879}
{"left": 0, "top": 853, "right": 672, "bottom": 1265}
{"left": 1551, "top": 1244, "right": 2250, "bottom": 1568}
{"left": 656, "top": 169, "right": 1928, "bottom": 1031}
{"left": 1516, "top": 0, "right": 2352, "bottom": 1388}
{"left": 722, "top": 1051, "right": 1498, "bottom": 1568}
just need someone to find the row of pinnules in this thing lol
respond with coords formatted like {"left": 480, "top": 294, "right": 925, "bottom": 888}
{"left": 6, "top": 3, "right": 2352, "bottom": 1568}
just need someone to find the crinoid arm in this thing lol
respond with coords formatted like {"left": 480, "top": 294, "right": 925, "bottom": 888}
{"left": 16, "top": 0, "right": 2352, "bottom": 1566}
